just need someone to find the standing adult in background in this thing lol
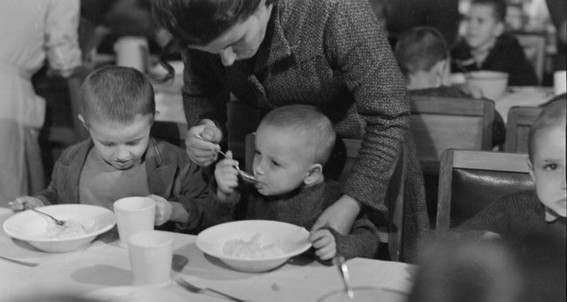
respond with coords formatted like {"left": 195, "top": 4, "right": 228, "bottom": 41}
{"left": 0, "top": 0, "right": 82, "bottom": 205}
{"left": 80, "top": 0, "right": 155, "bottom": 66}
{"left": 150, "top": 0, "right": 430, "bottom": 262}
{"left": 545, "top": 0, "right": 567, "bottom": 71}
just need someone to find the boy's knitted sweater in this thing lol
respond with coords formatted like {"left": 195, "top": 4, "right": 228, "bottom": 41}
{"left": 207, "top": 181, "right": 380, "bottom": 260}
{"left": 457, "top": 190, "right": 566, "bottom": 250}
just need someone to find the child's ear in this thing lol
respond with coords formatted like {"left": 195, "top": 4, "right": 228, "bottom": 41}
{"left": 526, "top": 157, "right": 536, "bottom": 183}
{"left": 434, "top": 59, "right": 451, "bottom": 86}
{"left": 303, "top": 163, "right": 324, "bottom": 186}
{"left": 77, "top": 114, "right": 88, "bottom": 130}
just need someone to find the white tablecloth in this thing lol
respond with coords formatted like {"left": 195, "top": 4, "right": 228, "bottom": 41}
{"left": 0, "top": 208, "right": 414, "bottom": 302}
{"left": 495, "top": 86, "right": 554, "bottom": 123}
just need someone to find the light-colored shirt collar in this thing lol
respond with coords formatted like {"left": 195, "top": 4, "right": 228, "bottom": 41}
{"left": 544, "top": 207, "right": 561, "bottom": 222}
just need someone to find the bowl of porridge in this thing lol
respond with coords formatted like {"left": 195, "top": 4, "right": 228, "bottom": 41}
{"left": 196, "top": 220, "right": 312, "bottom": 272}
{"left": 3, "top": 204, "right": 115, "bottom": 253}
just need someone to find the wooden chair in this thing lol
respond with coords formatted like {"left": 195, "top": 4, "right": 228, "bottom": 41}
{"left": 513, "top": 31, "right": 547, "bottom": 85}
{"left": 409, "top": 96, "right": 495, "bottom": 174}
{"left": 436, "top": 149, "right": 533, "bottom": 230}
{"left": 245, "top": 134, "right": 407, "bottom": 261}
{"left": 504, "top": 106, "right": 543, "bottom": 153}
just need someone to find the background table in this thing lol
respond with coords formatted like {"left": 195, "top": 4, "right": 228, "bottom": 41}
{"left": 0, "top": 208, "right": 414, "bottom": 302}
{"left": 496, "top": 86, "right": 554, "bottom": 122}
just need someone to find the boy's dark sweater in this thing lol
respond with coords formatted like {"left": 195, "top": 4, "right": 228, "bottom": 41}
{"left": 457, "top": 190, "right": 566, "bottom": 252}
{"left": 206, "top": 181, "right": 380, "bottom": 260}
{"left": 451, "top": 33, "right": 538, "bottom": 86}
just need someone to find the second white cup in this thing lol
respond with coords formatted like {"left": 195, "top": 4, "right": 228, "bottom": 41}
{"left": 113, "top": 197, "right": 155, "bottom": 247}
{"left": 128, "top": 230, "right": 174, "bottom": 287}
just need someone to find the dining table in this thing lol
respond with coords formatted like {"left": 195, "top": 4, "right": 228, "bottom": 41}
{"left": 0, "top": 208, "right": 414, "bottom": 302}
{"left": 153, "top": 69, "right": 557, "bottom": 127}
{"left": 495, "top": 86, "right": 555, "bottom": 123}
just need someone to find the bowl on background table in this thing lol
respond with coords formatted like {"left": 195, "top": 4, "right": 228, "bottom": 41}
{"left": 3, "top": 204, "right": 115, "bottom": 253}
{"left": 465, "top": 70, "right": 509, "bottom": 101}
{"left": 196, "top": 220, "right": 312, "bottom": 273}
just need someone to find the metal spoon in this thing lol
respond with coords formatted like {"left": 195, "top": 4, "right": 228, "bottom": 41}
{"left": 26, "top": 206, "right": 66, "bottom": 227}
{"left": 335, "top": 254, "right": 355, "bottom": 302}
{"left": 215, "top": 149, "right": 261, "bottom": 185}
{"left": 194, "top": 134, "right": 260, "bottom": 184}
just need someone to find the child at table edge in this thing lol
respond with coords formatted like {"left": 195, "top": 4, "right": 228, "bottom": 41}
{"left": 451, "top": 0, "right": 538, "bottom": 86}
{"left": 455, "top": 98, "right": 566, "bottom": 250}
{"left": 207, "top": 105, "right": 380, "bottom": 261}
{"left": 10, "top": 66, "right": 210, "bottom": 233}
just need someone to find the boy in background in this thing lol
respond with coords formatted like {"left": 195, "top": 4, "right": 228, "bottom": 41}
{"left": 458, "top": 98, "right": 565, "bottom": 251}
{"left": 451, "top": 0, "right": 538, "bottom": 86}
{"left": 11, "top": 66, "right": 209, "bottom": 232}
{"left": 395, "top": 26, "right": 505, "bottom": 148}
{"left": 210, "top": 105, "right": 379, "bottom": 261}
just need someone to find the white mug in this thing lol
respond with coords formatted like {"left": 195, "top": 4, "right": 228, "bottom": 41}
{"left": 114, "top": 36, "right": 149, "bottom": 73}
{"left": 128, "top": 230, "right": 174, "bottom": 287}
{"left": 113, "top": 197, "right": 155, "bottom": 247}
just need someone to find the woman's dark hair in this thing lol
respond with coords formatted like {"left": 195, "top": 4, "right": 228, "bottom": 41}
{"left": 149, "top": 0, "right": 276, "bottom": 82}
{"left": 150, "top": 0, "right": 275, "bottom": 46}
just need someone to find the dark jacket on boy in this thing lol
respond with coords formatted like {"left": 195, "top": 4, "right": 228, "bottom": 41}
{"left": 451, "top": 33, "right": 538, "bottom": 86}
{"left": 37, "top": 137, "right": 210, "bottom": 232}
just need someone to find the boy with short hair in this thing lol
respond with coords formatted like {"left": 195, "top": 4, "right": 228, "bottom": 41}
{"left": 458, "top": 98, "right": 566, "bottom": 249}
{"left": 451, "top": 0, "right": 538, "bottom": 86}
{"left": 211, "top": 105, "right": 379, "bottom": 261}
{"left": 11, "top": 66, "right": 209, "bottom": 231}
{"left": 395, "top": 26, "right": 506, "bottom": 148}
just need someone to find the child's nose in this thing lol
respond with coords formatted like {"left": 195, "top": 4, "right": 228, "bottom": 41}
{"left": 253, "top": 163, "right": 264, "bottom": 176}
{"left": 115, "top": 147, "right": 130, "bottom": 161}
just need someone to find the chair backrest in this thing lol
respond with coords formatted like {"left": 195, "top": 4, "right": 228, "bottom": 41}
{"left": 409, "top": 96, "right": 495, "bottom": 174}
{"left": 513, "top": 31, "right": 546, "bottom": 85}
{"left": 505, "top": 106, "right": 543, "bottom": 153}
{"left": 244, "top": 134, "right": 407, "bottom": 261}
{"left": 436, "top": 149, "right": 534, "bottom": 230}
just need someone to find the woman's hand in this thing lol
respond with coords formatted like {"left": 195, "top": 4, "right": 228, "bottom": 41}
{"left": 311, "top": 195, "right": 361, "bottom": 235}
{"left": 214, "top": 151, "right": 240, "bottom": 200}
{"left": 9, "top": 197, "right": 45, "bottom": 212}
{"left": 185, "top": 121, "right": 223, "bottom": 166}
{"left": 310, "top": 228, "right": 337, "bottom": 261}
{"left": 147, "top": 194, "right": 173, "bottom": 226}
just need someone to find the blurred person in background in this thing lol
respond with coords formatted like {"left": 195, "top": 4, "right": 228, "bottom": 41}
{"left": 451, "top": 0, "right": 538, "bottom": 86}
{"left": 409, "top": 231, "right": 565, "bottom": 302}
{"left": 0, "top": 0, "right": 81, "bottom": 206}
{"left": 394, "top": 26, "right": 505, "bottom": 149}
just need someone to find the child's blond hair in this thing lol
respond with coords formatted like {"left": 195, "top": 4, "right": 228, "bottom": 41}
{"left": 259, "top": 105, "right": 336, "bottom": 165}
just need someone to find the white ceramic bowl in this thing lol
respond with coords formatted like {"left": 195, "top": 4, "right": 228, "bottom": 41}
{"left": 196, "top": 220, "right": 312, "bottom": 273}
{"left": 465, "top": 71, "right": 509, "bottom": 100}
{"left": 3, "top": 204, "right": 115, "bottom": 253}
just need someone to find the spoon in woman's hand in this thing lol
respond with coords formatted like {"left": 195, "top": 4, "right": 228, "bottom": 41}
{"left": 194, "top": 134, "right": 260, "bottom": 185}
